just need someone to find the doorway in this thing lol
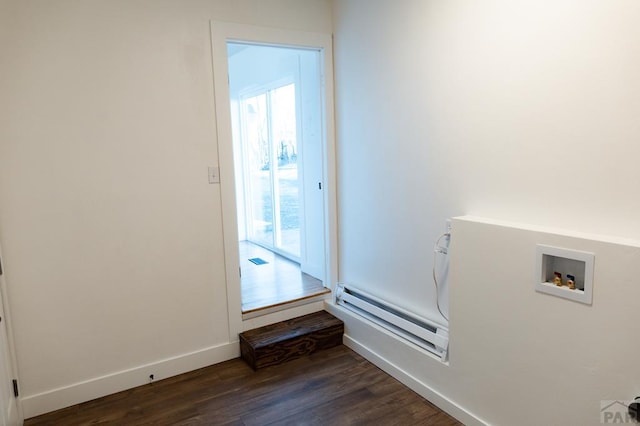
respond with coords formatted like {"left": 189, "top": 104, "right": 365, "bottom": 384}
{"left": 227, "top": 42, "right": 328, "bottom": 313}
{"left": 211, "top": 22, "right": 337, "bottom": 331}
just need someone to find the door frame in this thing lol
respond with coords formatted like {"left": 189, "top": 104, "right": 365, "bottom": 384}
{"left": 0, "top": 245, "right": 23, "bottom": 425}
{"left": 210, "top": 21, "right": 338, "bottom": 340}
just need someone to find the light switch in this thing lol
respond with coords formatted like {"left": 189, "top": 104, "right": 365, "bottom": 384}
{"left": 208, "top": 166, "right": 220, "bottom": 184}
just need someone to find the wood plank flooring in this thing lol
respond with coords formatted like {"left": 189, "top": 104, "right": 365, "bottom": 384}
{"left": 24, "top": 345, "right": 462, "bottom": 426}
{"left": 239, "top": 241, "right": 329, "bottom": 313}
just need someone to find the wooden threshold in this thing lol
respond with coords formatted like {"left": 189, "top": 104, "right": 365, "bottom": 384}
{"left": 242, "top": 287, "right": 331, "bottom": 315}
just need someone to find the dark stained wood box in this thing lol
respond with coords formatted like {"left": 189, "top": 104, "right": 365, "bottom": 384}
{"left": 239, "top": 311, "right": 344, "bottom": 370}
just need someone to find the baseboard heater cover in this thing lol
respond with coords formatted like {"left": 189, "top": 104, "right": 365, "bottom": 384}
{"left": 335, "top": 283, "right": 449, "bottom": 361}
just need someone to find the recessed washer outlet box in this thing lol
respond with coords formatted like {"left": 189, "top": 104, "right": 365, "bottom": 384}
{"left": 535, "top": 244, "right": 595, "bottom": 305}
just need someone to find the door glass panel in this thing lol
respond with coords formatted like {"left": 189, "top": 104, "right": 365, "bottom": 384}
{"left": 270, "top": 84, "right": 299, "bottom": 257}
{"left": 242, "top": 93, "right": 273, "bottom": 248}
{"left": 240, "top": 84, "right": 300, "bottom": 259}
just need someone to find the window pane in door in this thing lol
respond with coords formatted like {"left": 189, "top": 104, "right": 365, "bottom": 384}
{"left": 270, "top": 84, "right": 300, "bottom": 257}
{"left": 243, "top": 94, "right": 273, "bottom": 247}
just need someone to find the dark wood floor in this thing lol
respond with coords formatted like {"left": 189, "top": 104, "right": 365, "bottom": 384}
{"left": 239, "top": 241, "right": 329, "bottom": 313}
{"left": 25, "top": 345, "right": 462, "bottom": 426}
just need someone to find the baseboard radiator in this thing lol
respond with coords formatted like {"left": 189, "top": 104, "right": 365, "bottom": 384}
{"left": 335, "top": 283, "right": 449, "bottom": 361}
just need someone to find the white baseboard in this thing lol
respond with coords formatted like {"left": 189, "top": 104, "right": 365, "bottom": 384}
{"left": 325, "top": 302, "right": 488, "bottom": 426}
{"left": 342, "top": 335, "right": 487, "bottom": 426}
{"left": 22, "top": 304, "right": 485, "bottom": 423}
{"left": 21, "top": 342, "right": 239, "bottom": 419}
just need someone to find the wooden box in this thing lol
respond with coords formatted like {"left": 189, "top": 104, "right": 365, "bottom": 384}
{"left": 239, "top": 311, "right": 344, "bottom": 370}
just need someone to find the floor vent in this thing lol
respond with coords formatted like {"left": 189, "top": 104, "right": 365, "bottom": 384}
{"left": 335, "top": 283, "right": 449, "bottom": 361}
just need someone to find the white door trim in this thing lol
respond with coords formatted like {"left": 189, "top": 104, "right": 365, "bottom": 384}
{"left": 0, "top": 245, "right": 24, "bottom": 425}
{"left": 209, "top": 21, "right": 338, "bottom": 341}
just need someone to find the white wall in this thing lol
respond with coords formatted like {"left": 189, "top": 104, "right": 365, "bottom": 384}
{"left": 0, "top": 0, "right": 332, "bottom": 418}
{"left": 329, "top": 216, "right": 640, "bottom": 425}
{"left": 332, "top": 0, "right": 640, "bottom": 424}
{"left": 333, "top": 0, "right": 640, "bottom": 323}
{"left": 448, "top": 217, "right": 640, "bottom": 425}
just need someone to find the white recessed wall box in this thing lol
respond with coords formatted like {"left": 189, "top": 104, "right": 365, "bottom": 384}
{"left": 535, "top": 245, "right": 595, "bottom": 305}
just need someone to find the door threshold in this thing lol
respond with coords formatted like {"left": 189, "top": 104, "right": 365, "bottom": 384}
{"left": 242, "top": 289, "right": 331, "bottom": 319}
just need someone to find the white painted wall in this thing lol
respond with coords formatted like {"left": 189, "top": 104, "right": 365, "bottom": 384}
{"left": 448, "top": 217, "right": 640, "bottom": 425}
{"left": 328, "top": 216, "right": 640, "bottom": 425}
{"left": 0, "top": 0, "right": 332, "bottom": 418}
{"left": 333, "top": 0, "right": 640, "bottom": 323}
{"left": 332, "top": 1, "right": 640, "bottom": 424}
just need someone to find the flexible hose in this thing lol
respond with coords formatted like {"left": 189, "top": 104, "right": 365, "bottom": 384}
{"left": 432, "top": 232, "right": 450, "bottom": 322}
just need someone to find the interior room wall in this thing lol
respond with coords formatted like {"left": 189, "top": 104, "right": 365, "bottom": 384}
{"left": 447, "top": 217, "right": 640, "bottom": 425}
{"left": 0, "top": 0, "right": 331, "bottom": 417}
{"left": 329, "top": 216, "right": 640, "bottom": 425}
{"left": 332, "top": 0, "right": 640, "bottom": 323}
{"left": 332, "top": 0, "right": 640, "bottom": 424}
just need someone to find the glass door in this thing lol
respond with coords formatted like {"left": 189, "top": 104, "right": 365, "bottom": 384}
{"left": 240, "top": 83, "right": 300, "bottom": 260}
